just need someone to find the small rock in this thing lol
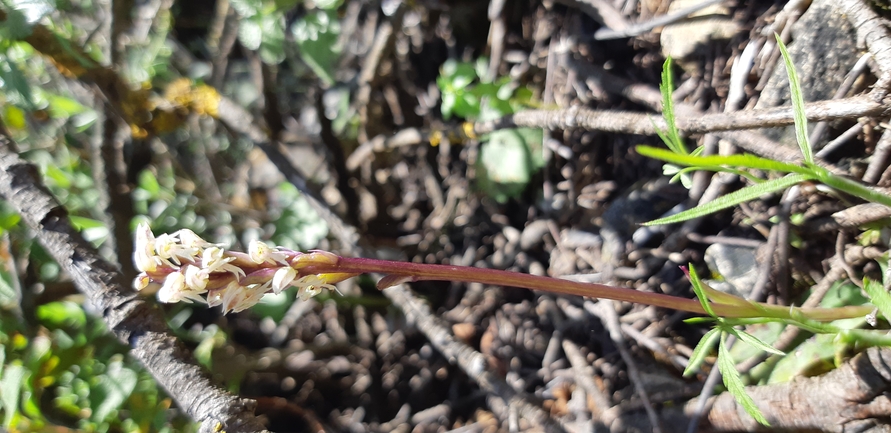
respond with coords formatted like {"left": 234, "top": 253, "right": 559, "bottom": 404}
{"left": 704, "top": 243, "right": 760, "bottom": 298}
{"left": 660, "top": 0, "right": 740, "bottom": 72}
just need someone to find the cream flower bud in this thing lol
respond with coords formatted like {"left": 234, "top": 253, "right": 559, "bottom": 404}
{"left": 133, "top": 273, "right": 151, "bottom": 291}
{"left": 272, "top": 267, "right": 297, "bottom": 295}
{"left": 134, "top": 223, "right": 158, "bottom": 272}
{"left": 177, "top": 229, "right": 214, "bottom": 249}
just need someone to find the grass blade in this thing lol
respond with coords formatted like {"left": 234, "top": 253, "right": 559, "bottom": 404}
{"left": 645, "top": 173, "right": 811, "bottom": 225}
{"left": 775, "top": 35, "right": 812, "bottom": 164}
{"left": 718, "top": 334, "right": 770, "bottom": 425}
{"left": 636, "top": 145, "right": 808, "bottom": 174}
{"left": 659, "top": 58, "right": 687, "bottom": 154}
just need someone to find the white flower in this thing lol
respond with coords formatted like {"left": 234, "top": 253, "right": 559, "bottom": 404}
{"left": 134, "top": 223, "right": 158, "bottom": 272}
{"left": 248, "top": 240, "right": 288, "bottom": 265}
{"left": 202, "top": 247, "right": 245, "bottom": 280}
{"left": 294, "top": 274, "right": 338, "bottom": 301}
{"left": 231, "top": 284, "right": 270, "bottom": 313}
{"left": 271, "top": 267, "right": 297, "bottom": 294}
{"left": 184, "top": 265, "right": 209, "bottom": 292}
{"left": 155, "top": 233, "right": 199, "bottom": 266}
{"left": 158, "top": 272, "right": 205, "bottom": 304}
{"left": 219, "top": 282, "right": 270, "bottom": 314}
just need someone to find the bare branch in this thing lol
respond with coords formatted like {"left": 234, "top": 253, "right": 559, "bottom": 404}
{"left": 472, "top": 95, "right": 888, "bottom": 136}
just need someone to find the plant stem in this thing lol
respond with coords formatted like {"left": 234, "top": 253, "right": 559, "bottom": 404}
{"left": 301, "top": 257, "right": 873, "bottom": 321}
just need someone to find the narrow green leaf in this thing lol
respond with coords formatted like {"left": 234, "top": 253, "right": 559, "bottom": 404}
{"left": 863, "top": 277, "right": 891, "bottom": 322}
{"left": 718, "top": 334, "right": 771, "bottom": 425}
{"left": 636, "top": 145, "right": 808, "bottom": 174}
{"left": 684, "top": 327, "right": 720, "bottom": 377}
{"left": 775, "top": 35, "right": 812, "bottom": 164}
{"left": 645, "top": 173, "right": 811, "bottom": 225}
{"left": 726, "top": 328, "right": 785, "bottom": 356}
{"left": 659, "top": 58, "right": 686, "bottom": 154}
{"left": 686, "top": 265, "right": 716, "bottom": 317}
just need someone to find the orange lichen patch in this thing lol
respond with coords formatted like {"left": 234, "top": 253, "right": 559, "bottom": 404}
{"left": 461, "top": 121, "right": 477, "bottom": 139}
{"left": 189, "top": 85, "right": 222, "bottom": 117}
{"left": 429, "top": 129, "right": 443, "bottom": 147}
{"left": 163, "top": 78, "right": 221, "bottom": 118}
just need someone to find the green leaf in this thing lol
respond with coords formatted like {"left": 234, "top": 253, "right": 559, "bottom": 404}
{"left": 659, "top": 58, "right": 686, "bottom": 154}
{"left": 863, "top": 277, "right": 891, "bottom": 322}
{"left": 36, "top": 301, "right": 87, "bottom": 330}
{"left": 477, "top": 129, "right": 533, "bottom": 203}
{"left": 515, "top": 127, "right": 545, "bottom": 169}
{"left": 636, "top": 145, "right": 808, "bottom": 174}
{"left": 0, "top": 271, "right": 17, "bottom": 305}
{"left": 1, "top": 363, "right": 25, "bottom": 428}
{"left": 775, "top": 35, "right": 812, "bottom": 164}
{"left": 90, "top": 358, "right": 138, "bottom": 422}
{"left": 292, "top": 9, "right": 341, "bottom": 86}
{"left": 766, "top": 333, "right": 844, "bottom": 384}
{"left": 228, "top": 0, "right": 261, "bottom": 16}
{"left": 238, "top": 14, "right": 263, "bottom": 50}
{"left": 645, "top": 173, "right": 811, "bottom": 225}
{"left": 69, "top": 215, "right": 105, "bottom": 230}
{"left": 2, "top": 104, "right": 25, "bottom": 129}
{"left": 0, "top": 0, "right": 55, "bottom": 39}
{"left": 46, "top": 93, "right": 88, "bottom": 118}
{"left": 686, "top": 265, "right": 715, "bottom": 317}
{"left": 258, "top": 12, "right": 285, "bottom": 65}
{"left": 727, "top": 328, "right": 785, "bottom": 356}
{"left": 684, "top": 327, "right": 720, "bottom": 377}
{"left": 137, "top": 169, "right": 161, "bottom": 196}
{"left": 718, "top": 334, "right": 770, "bottom": 425}
{"left": 0, "top": 54, "right": 35, "bottom": 109}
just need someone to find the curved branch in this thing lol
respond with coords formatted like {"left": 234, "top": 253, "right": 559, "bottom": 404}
{"left": 0, "top": 131, "right": 268, "bottom": 433}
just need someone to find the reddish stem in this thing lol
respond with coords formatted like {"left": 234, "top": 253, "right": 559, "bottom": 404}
{"left": 309, "top": 257, "right": 711, "bottom": 315}
{"left": 300, "top": 257, "right": 872, "bottom": 321}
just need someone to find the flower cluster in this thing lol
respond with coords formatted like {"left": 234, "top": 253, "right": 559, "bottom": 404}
{"left": 133, "top": 223, "right": 347, "bottom": 313}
